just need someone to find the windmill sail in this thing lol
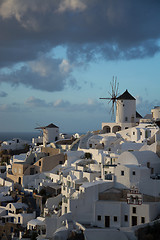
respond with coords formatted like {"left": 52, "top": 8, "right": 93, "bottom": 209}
{"left": 99, "top": 76, "right": 119, "bottom": 119}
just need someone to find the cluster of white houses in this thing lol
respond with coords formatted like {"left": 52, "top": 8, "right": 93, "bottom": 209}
{"left": 0, "top": 90, "right": 160, "bottom": 239}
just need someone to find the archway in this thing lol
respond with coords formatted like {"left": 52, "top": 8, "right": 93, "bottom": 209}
{"left": 103, "top": 126, "right": 111, "bottom": 133}
{"left": 112, "top": 125, "right": 121, "bottom": 133}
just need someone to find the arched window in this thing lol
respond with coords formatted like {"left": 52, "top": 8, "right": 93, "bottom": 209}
{"left": 112, "top": 125, "right": 121, "bottom": 133}
{"left": 103, "top": 126, "right": 111, "bottom": 133}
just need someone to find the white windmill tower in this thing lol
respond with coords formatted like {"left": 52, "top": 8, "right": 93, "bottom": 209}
{"left": 116, "top": 89, "right": 136, "bottom": 125}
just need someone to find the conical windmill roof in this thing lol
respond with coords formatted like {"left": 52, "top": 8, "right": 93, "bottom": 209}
{"left": 35, "top": 123, "right": 59, "bottom": 129}
{"left": 117, "top": 89, "right": 136, "bottom": 100}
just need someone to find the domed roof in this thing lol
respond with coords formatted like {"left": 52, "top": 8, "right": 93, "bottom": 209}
{"left": 118, "top": 150, "right": 160, "bottom": 166}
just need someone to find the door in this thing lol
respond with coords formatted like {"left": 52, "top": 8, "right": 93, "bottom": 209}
{"left": 18, "top": 177, "right": 21, "bottom": 185}
{"left": 105, "top": 216, "right": 110, "bottom": 227}
{"left": 132, "top": 216, "right": 137, "bottom": 226}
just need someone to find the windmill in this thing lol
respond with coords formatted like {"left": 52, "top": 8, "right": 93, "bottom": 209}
{"left": 99, "top": 76, "right": 119, "bottom": 119}
{"left": 35, "top": 123, "right": 43, "bottom": 135}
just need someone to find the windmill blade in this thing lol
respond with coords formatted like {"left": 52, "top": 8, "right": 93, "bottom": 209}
{"left": 115, "top": 78, "right": 119, "bottom": 97}
{"left": 112, "top": 101, "right": 115, "bottom": 118}
{"left": 111, "top": 80, "right": 114, "bottom": 97}
{"left": 116, "top": 83, "right": 119, "bottom": 96}
{"left": 99, "top": 76, "right": 120, "bottom": 120}
{"left": 108, "top": 91, "right": 112, "bottom": 97}
{"left": 109, "top": 105, "right": 113, "bottom": 114}
{"left": 108, "top": 99, "right": 112, "bottom": 104}
{"left": 99, "top": 97, "right": 111, "bottom": 99}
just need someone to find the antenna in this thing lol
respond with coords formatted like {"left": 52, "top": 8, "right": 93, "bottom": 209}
{"left": 99, "top": 76, "right": 119, "bottom": 119}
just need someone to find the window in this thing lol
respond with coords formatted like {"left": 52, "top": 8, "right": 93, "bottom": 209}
{"left": 125, "top": 117, "right": 128, "bottom": 122}
{"left": 132, "top": 171, "right": 136, "bottom": 176}
{"left": 89, "top": 144, "right": 92, "bottom": 148}
{"left": 141, "top": 217, "right": 145, "bottom": 224}
{"left": 18, "top": 217, "right": 20, "bottom": 223}
{"left": 97, "top": 215, "right": 101, "bottom": 221}
{"left": 140, "top": 131, "right": 142, "bottom": 135}
{"left": 147, "top": 162, "right": 150, "bottom": 168}
{"left": 133, "top": 132, "right": 135, "bottom": 135}
{"left": 67, "top": 181, "right": 71, "bottom": 187}
{"left": 114, "top": 216, "right": 117, "bottom": 222}
{"left": 121, "top": 170, "right": 124, "bottom": 176}
{"left": 65, "top": 207, "right": 67, "bottom": 214}
{"left": 39, "top": 161, "right": 41, "bottom": 166}
{"left": 132, "top": 207, "right": 136, "bottom": 214}
{"left": 124, "top": 215, "right": 128, "bottom": 222}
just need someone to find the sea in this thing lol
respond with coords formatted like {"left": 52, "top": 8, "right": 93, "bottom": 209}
{"left": 0, "top": 132, "right": 84, "bottom": 143}
{"left": 0, "top": 132, "right": 41, "bottom": 143}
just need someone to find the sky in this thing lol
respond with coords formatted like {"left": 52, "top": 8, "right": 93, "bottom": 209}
{"left": 0, "top": 0, "right": 160, "bottom": 133}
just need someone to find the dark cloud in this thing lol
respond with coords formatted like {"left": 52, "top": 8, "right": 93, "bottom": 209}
{"left": 0, "top": 0, "right": 160, "bottom": 90}
{"left": 0, "top": 91, "right": 7, "bottom": 97}
{"left": 0, "top": 56, "right": 77, "bottom": 92}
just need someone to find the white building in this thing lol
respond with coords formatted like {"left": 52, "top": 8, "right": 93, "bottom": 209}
{"left": 116, "top": 123, "right": 159, "bottom": 143}
{"left": 1, "top": 138, "right": 29, "bottom": 151}
{"left": 151, "top": 106, "right": 160, "bottom": 121}
{"left": 60, "top": 138, "right": 160, "bottom": 233}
